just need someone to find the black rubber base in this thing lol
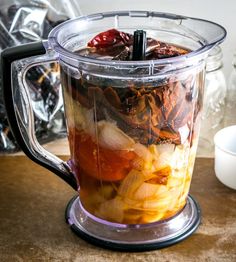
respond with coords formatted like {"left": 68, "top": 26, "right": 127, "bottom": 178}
{"left": 65, "top": 195, "right": 201, "bottom": 252}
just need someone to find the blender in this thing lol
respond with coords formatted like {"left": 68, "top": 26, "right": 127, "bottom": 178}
{"left": 1, "top": 11, "right": 226, "bottom": 251}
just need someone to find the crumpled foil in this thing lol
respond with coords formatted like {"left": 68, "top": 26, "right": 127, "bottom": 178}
{"left": 0, "top": 0, "right": 81, "bottom": 152}
{"left": 26, "top": 62, "right": 66, "bottom": 143}
{"left": 9, "top": 6, "right": 48, "bottom": 42}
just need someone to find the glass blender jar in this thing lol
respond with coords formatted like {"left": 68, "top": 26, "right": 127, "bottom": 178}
{"left": 1, "top": 11, "right": 226, "bottom": 251}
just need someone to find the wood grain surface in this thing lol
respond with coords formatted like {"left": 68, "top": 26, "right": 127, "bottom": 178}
{"left": 0, "top": 156, "right": 235, "bottom": 262}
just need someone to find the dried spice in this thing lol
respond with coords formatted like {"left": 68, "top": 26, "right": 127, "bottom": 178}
{"left": 62, "top": 29, "right": 200, "bottom": 146}
{"left": 60, "top": 28, "right": 205, "bottom": 224}
{"left": 88, "top": 29, "right": 132, "bottom": 49}
{"left": 83, "top": 28, "right": 189, "bottom": 61}
{"left": 64, "top": 75, "right": 199, "bottom": 145}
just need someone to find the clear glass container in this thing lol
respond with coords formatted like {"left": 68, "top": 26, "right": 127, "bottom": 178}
{"left": 224, "top": 53, "right": 236, "bottom": 127}
{"left": 2, "top": 11, "right": 226, "bottom": 250}
{"left": 198, "top": 46, "right": 226, "bottom": 156}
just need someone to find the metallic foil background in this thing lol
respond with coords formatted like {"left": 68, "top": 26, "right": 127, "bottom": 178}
{"left": 0, "top": 0, "right": 81, "bottom": 152}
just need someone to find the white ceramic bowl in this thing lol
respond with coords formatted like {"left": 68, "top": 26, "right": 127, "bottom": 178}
{"left": 214, "top": 125, "right": 236, "bottom": 190}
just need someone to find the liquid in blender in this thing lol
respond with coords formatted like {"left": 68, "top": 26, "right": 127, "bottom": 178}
{"left": 61, "top": 29, "right": 203, "bottom": 224}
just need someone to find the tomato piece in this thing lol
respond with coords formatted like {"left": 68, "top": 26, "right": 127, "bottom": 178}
{"left": 87, "top": 28, "right": 132, "bottom": 48}
{"left": 74, "top": 132, "right": 136, "bottom": 181}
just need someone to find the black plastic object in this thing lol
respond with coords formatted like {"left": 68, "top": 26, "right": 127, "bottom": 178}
{"left": 1, "top": 42, "right": 77, "bottom": 190}
{"left": 132, "top": 30, "right": 147, "bottom": 60}
{"left": 65, "top": 194, "right": 201, "bottom": 252}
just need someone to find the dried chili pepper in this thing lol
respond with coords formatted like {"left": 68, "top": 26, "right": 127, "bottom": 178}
{"left": 87, "top": 28, "right": 132, "bottom": 48}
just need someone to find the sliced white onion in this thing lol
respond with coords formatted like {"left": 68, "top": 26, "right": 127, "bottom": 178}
{"left": 98, "top": 185, "right": 114, "bottom": 199}
{"left": 148, "top": 145, "right": 159, "bottom": 158}
{"left": 157, "top": 152, "right": 173, "bottom": 169}
{"left": 167, "top": 176, "right": 184, "bottom": 188}
{"left": 142, "top": 196, "right": 172, "bottom": 211}
{"left": 153, "top": 144, "right": 175, "bottom": 170}
{"left": 179, "top": 124, "right": 190, "bottom": 144}
{"left": 118, "top": 170, "right": 145, "bottom": 198}
{"left": 156, "top": 144, "right": 175, "bottom": 155}
{"left": 171, "top": 143, "right": 190, "bottom": 170}
{"left": 97, "top": 121, "right": 135, "bottom": 150}
{"left": 96, "top": 197, "right": 125, "bottom": 223}
{"left": 167, "top": 188, "right": 182, "bottom": 210}
{"left": 133, "top": 183, "right": 166, "bottom": 201}
{"left": 141, "top": 212, "right": 164, "bottom": 223}
{"left": 133, "top": 143, "right": 153, "bottom": 162}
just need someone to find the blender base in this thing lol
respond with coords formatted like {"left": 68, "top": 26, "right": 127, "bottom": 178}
{"left": 65, "top": 195, "right": 201, "bottom": 251}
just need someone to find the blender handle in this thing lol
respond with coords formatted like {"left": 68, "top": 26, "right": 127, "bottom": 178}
{"left": 1, "top": 41, "right": 78, "bottom": 190}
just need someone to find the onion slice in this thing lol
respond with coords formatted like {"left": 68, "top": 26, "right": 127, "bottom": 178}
{"left": 98, "top": 121, "right": 135, "bottom": 150}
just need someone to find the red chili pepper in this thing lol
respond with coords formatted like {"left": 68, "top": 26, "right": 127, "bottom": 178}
{"left": 87, "top": 29, "right": 132, "bottom": 48}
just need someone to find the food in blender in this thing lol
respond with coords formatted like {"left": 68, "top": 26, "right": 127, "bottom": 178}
{"left": 61, "top": 29, "right": 203, "bottom": 224}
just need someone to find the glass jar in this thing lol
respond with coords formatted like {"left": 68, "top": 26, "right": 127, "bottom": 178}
{"left": 198, "top": 46, "right": 227, "bottom": 157}
{"left": 224, "top": 53, "right": 236, "bottom": 127}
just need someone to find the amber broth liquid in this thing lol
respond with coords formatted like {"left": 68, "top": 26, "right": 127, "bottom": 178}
{"left": 60, "top": 39, "right": 204, "bottom": 224}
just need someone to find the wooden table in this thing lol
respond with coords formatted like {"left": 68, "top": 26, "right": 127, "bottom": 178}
{"left": 0, "top": 156, "right": 235, "bottom": 261}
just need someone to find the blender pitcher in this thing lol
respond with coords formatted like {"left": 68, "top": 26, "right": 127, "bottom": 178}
{"left": 1, "top": 11, "right": 226, "bottom": 251}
